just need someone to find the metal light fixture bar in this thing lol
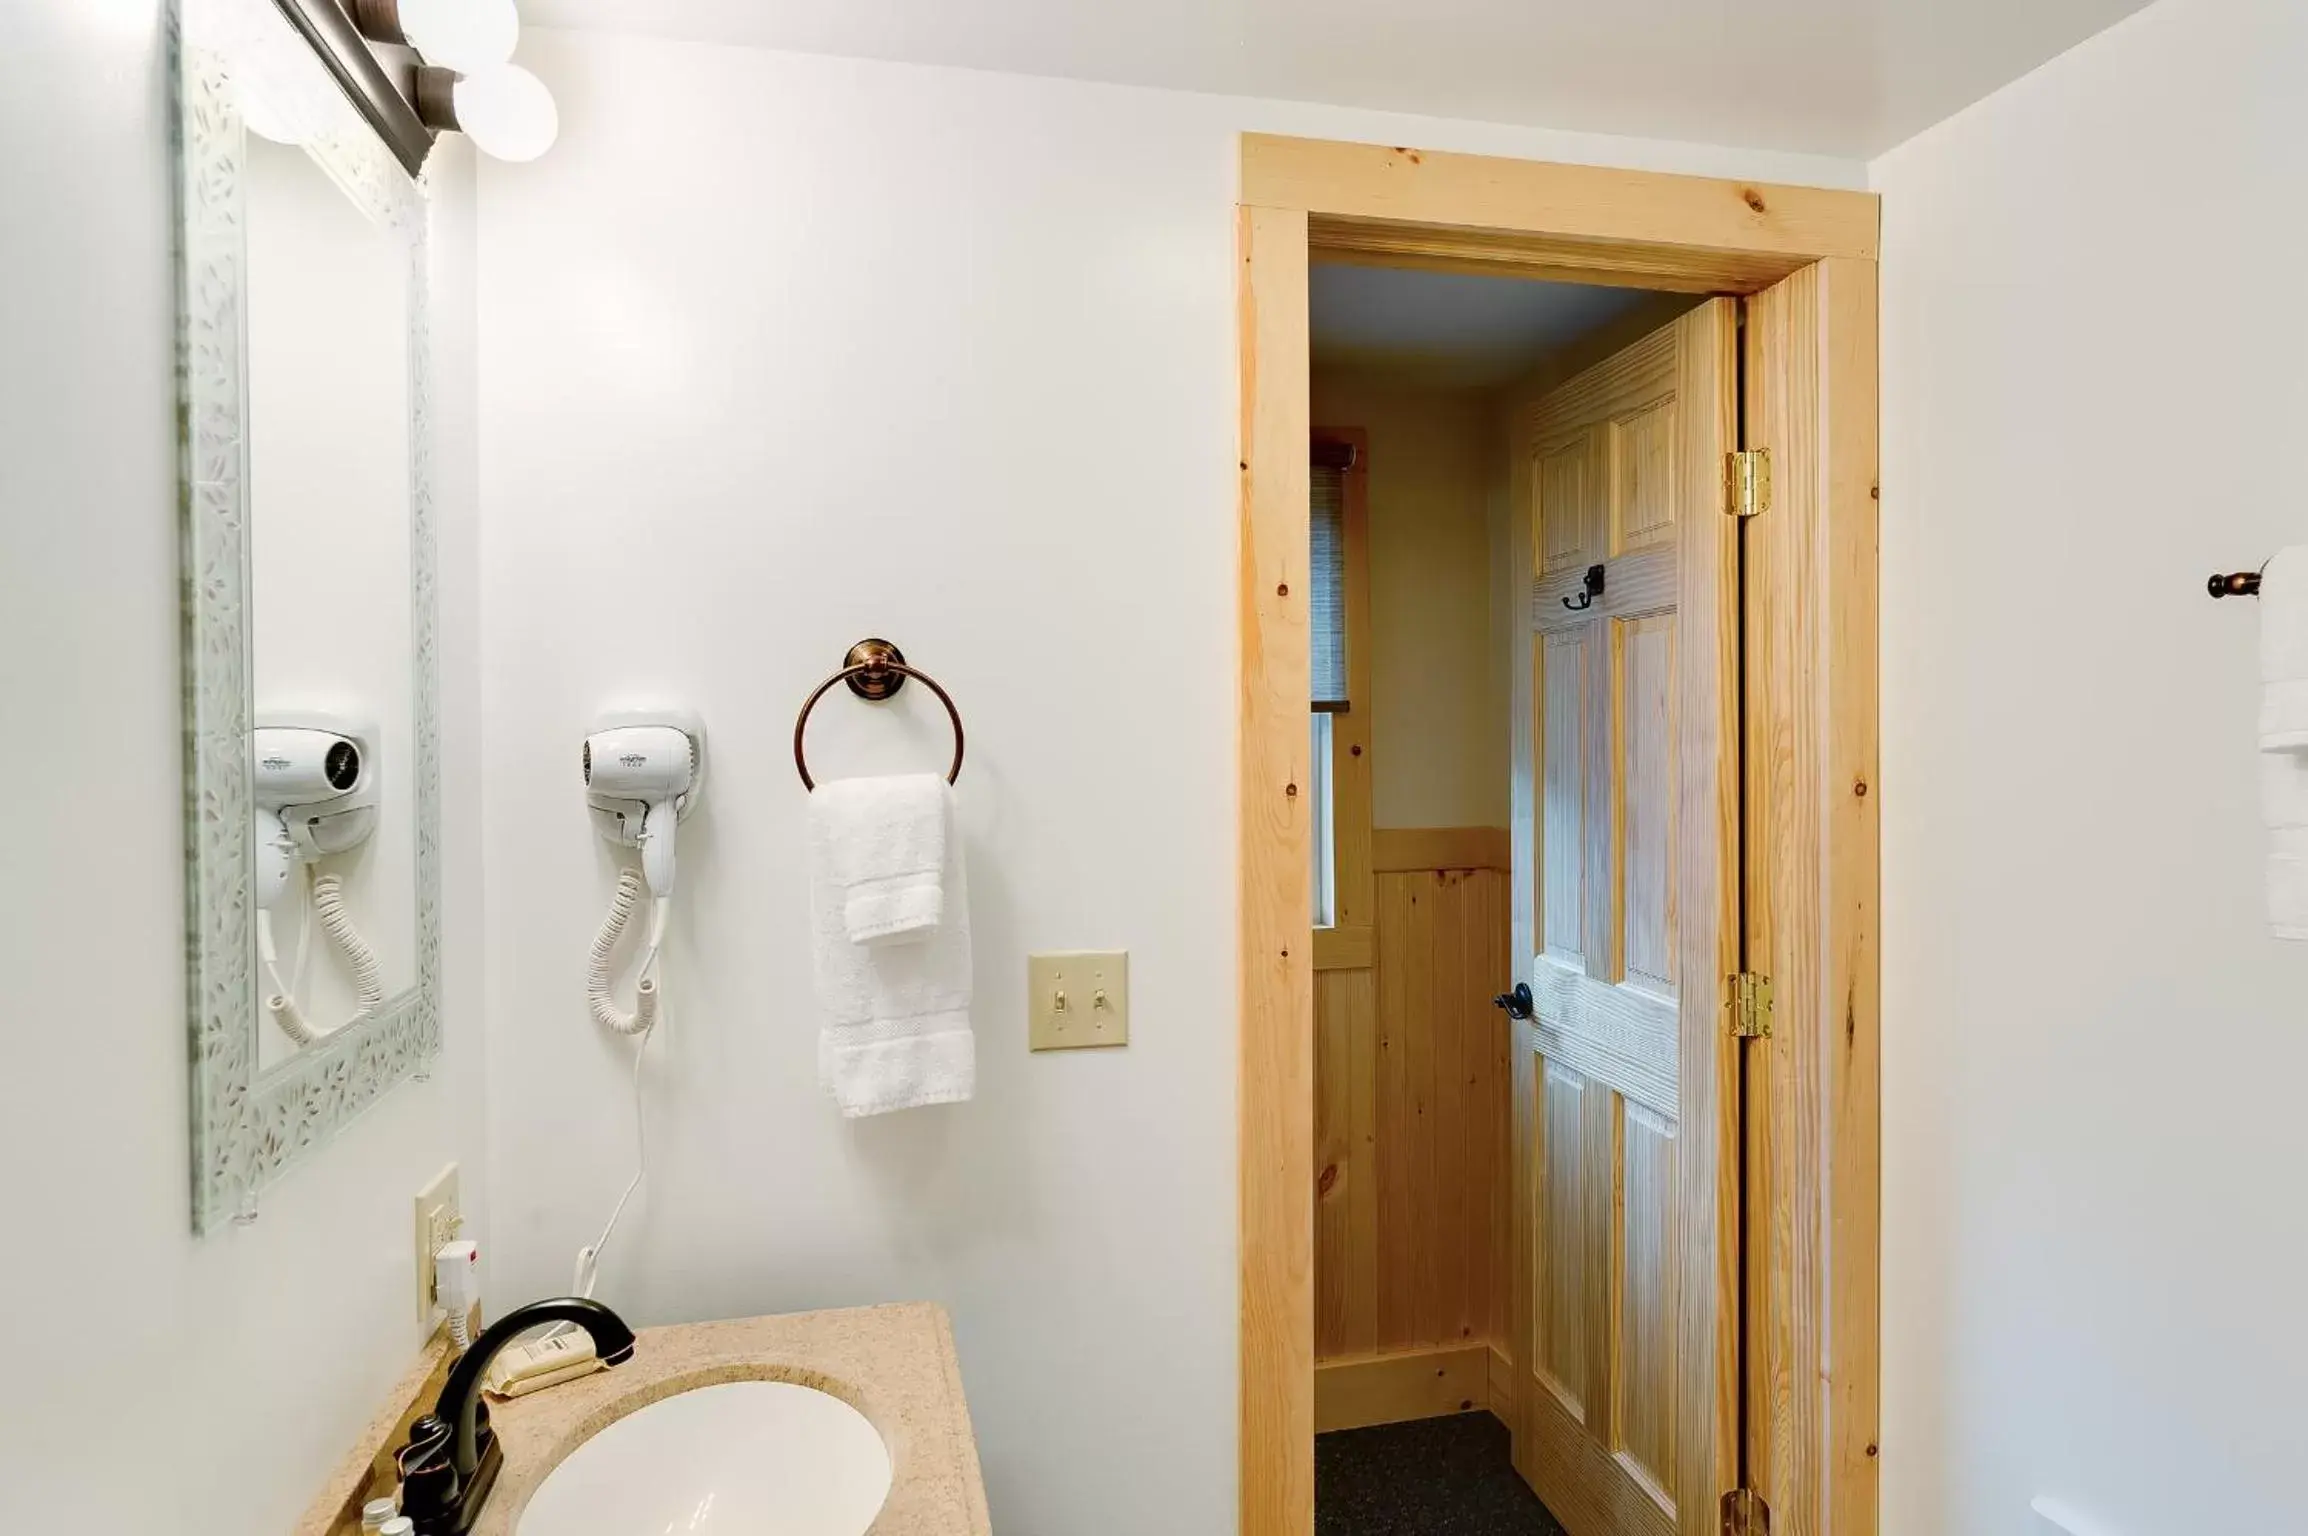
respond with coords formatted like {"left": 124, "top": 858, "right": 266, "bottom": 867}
{"left": 341, "top": 0, "right": 411, "bottom": 46}
{"left": 337, "top": 0, "right": 558, "bottom": 164}
{"left": 269, "top": 0, "right": 435, "bottom": 176}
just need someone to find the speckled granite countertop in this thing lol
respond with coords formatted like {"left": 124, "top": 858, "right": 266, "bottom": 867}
{"left": 473, "top": 1303, "right": 988, "bottom": 1536}
{"left": 299, "top": 1302, "right": 988, "bottom": 1536}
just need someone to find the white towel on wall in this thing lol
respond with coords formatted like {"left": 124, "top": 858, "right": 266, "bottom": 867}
{"left": 813, "top": 774, "right": 951, "bottom": 944}
{"left": 2263, "top": 766, "right": 2308, "bottom": 943}
{"left": 808, "top": 785, "right": 975, "bottom": 1116}
{"left": 2260, "top": 546, "right": 2308, "bottom": 940}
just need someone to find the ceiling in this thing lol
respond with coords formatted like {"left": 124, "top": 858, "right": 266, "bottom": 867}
{"left": 520, "top": 0, "right": 2152, "bottom": 158}
{"left": 1310, "top": 266, "right": 1665, "bottom": 390}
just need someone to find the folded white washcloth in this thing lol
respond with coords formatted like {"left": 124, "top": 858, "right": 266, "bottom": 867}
{"left": 808, "top": 784, "right": 974, "bottom": 1116}
{"left": 2263, "top": 753, "right": 2308, "bottom": 941}
{"left": 2261, "top": 547, "right": 2308, "bottom": 941}
{"left": 811, "top": 774, "right": 950, "bottom": 945}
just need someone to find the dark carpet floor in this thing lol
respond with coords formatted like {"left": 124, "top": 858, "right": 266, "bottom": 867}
{"left": 1316, "top": 1412, "right": 1569, "bottom": 1536}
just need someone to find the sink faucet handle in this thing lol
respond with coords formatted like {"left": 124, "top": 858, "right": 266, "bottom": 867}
{"left": 398, "top": 1414, "right": 450, "bottom": 1473}
{"left": 396, "top": 1414, "right": 460, "bottom": 1530}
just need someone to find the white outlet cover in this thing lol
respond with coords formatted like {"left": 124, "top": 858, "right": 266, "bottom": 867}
{"left": 413, "top": 1162, "right": 461, "bottom": 1325}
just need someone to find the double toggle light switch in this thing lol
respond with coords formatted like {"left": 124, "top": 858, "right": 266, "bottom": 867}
{"left": 1028, "top": 951, "right": 1129, "bottom": 1050}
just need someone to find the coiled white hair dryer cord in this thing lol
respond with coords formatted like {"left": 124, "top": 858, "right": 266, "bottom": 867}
{"left": 560, "top": 866, "right": 668, "bottom": 1325}
{"left": 264, "top": 872, "right": 385, "bottom": 1045}
{"left": 586, "top": 868, "right": 664, "bottom": 1036}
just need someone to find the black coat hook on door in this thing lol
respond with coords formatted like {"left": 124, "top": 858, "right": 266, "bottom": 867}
{"left": 1563, "top": 563, "right": 1605, "bottom": 611}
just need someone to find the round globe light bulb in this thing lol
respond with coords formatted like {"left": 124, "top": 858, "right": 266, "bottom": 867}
{"left": 397, "top": 0, "right": 519, "bottom": 73}
{"left": 453, "top": 64, "right": 558, "bottom": 162}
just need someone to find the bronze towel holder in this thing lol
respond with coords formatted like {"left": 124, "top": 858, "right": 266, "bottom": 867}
{"left": 793, "top": 638, "right": 965, "bottom": 791}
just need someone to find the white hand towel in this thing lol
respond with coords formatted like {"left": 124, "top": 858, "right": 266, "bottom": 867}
{"left": 2264, "top": 735, "right": 2308, "bottom": 942}
{"left": 808, "top": 785, "right": 974, "bottom": 1116}
{"left": 812, "top": 774, "right": 950, "bottom": 945}
{"left": 2260, "top": 547, "right": 2308, "bottom": 940}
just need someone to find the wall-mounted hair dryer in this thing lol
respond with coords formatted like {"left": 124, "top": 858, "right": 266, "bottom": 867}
{"left": 251, "top": 711, "right": 383, "bottom": 1045}
{"left": 254, "top": 722, "right": 375, "bottom": 894}
{"left": 572, "top": 709, "right": 704, "bottom": 1314}
{"left": 579, "top": 709, "right": 705, "bottom": 1037}
{"left": 581, "top": 722, "right": 700, "bottom": 898}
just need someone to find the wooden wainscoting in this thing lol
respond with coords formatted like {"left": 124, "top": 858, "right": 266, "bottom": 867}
{"left": 1371, "top": 826, "right": 1511, "bottom": 873}
{"left": 1314, "top": 852, "right": 1511, "bottom": 1433}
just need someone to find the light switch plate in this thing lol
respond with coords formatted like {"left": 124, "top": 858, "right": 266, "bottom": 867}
{"left": 1029, "top": 951, "right": 1129, "bottom": 1050}
{"left": 413, "top": 1163, "right": 462, "bottom": 1326}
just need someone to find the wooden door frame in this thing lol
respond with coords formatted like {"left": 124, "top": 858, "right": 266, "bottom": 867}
{"left": 1237, "top": 133, "right": 1881, "bottom": 1536}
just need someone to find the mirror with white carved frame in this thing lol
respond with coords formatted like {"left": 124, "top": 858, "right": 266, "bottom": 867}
{"left": 175, "top": 0, "right": 440, "bottom": 1233}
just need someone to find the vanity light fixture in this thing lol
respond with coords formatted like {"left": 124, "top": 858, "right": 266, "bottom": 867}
{"left": 346, "top": 0, "right": 518, "bottom": 72}
{"left": 414, "top": 62, "right": 559, "bottom": 162}
{"left": 342, "top": 0, "right": 560, "bottom": 162}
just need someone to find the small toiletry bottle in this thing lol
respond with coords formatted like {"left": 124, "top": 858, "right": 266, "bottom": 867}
{"left": 378, "top": 1518, "right": 415, "bottom": 1536}
{"left": 360, "top": 1496, "right": 398, "bottom": 1531}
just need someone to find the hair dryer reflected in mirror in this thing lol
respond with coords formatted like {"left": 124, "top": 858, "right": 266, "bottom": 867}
{"left": 252, "top": 712, "right": 384, "bottom": 1047}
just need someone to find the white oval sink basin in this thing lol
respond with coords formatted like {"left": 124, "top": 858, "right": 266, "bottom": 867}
{"left": 517, "top": 1380, "right": 893, "bottom": 1535}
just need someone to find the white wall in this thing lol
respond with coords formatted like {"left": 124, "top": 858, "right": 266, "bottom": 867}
{"left": 476, "top": 29, "right": 1862, "bottom": 1535}
{"left": 1873, "top": 0, "right": 2308, "bottom": 1530}
{"left": 0, "top": 8, "right": 486, "bottom": 1532}
{"left": 1310, "top": 372, "right": 1506, "bottom": 829}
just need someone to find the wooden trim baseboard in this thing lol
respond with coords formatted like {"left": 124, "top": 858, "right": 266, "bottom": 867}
{"left": 1312, "top": 924, "right": 1375, "bottom": 972}
{"left": 1314, "top": 1345, "right": 1491, "bottom": 1434}
{"left": 1487, "top": 1343, "right": 1513, "bottom": 1420}
{"left": 1371, "top": 826, "right": 1511, "bottom": 872}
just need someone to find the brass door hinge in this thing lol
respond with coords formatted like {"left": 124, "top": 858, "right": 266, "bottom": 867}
{"left": 1726, "top": 449, "right": 1771, "bottom": 518}
{"left": 1728, "top": 972, "right": 1774, "bottom": 1038}
{"left": 1722, "top": 1488, "right": 1771, "bottom": 1535}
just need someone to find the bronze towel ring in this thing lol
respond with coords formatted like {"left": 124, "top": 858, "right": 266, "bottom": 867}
{"left": 793, "top": 638, "right": 965, "bottom": 791}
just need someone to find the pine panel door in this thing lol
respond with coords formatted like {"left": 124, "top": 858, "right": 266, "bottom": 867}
{"left": 1507, "top": 300, "right": 1740, "bottom": 1536}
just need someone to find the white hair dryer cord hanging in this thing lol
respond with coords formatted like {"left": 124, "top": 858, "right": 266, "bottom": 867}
{"left": 555, "top": 864, "right": 669, "bottom": 1332}
{"left": 567, "top": 714, "right": 701, "bottom": 1323}
{"left": 586, "top": 867, "right": 666, "bottom": 1036}
{"left": 263, "top": 871, "right": 385, "bottom": 1045}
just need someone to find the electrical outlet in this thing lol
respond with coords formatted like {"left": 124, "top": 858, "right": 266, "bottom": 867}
{"left": 413, "top": 1163, "right": 462, "bottom": 1326}
{"left": 1028, "top": 951, "right": 1129, "bottom": 1050}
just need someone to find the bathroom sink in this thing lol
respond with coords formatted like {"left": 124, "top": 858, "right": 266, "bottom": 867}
{"left": 516, "top": 1379, "right": 893, "bottom": 1535}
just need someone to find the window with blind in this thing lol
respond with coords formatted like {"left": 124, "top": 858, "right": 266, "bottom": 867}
{"left": 1310, "top": 460, "right": 1349, "bottom": 713}
{"left": 1310, "top": 441, "right": 1353, "bottom": 927}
